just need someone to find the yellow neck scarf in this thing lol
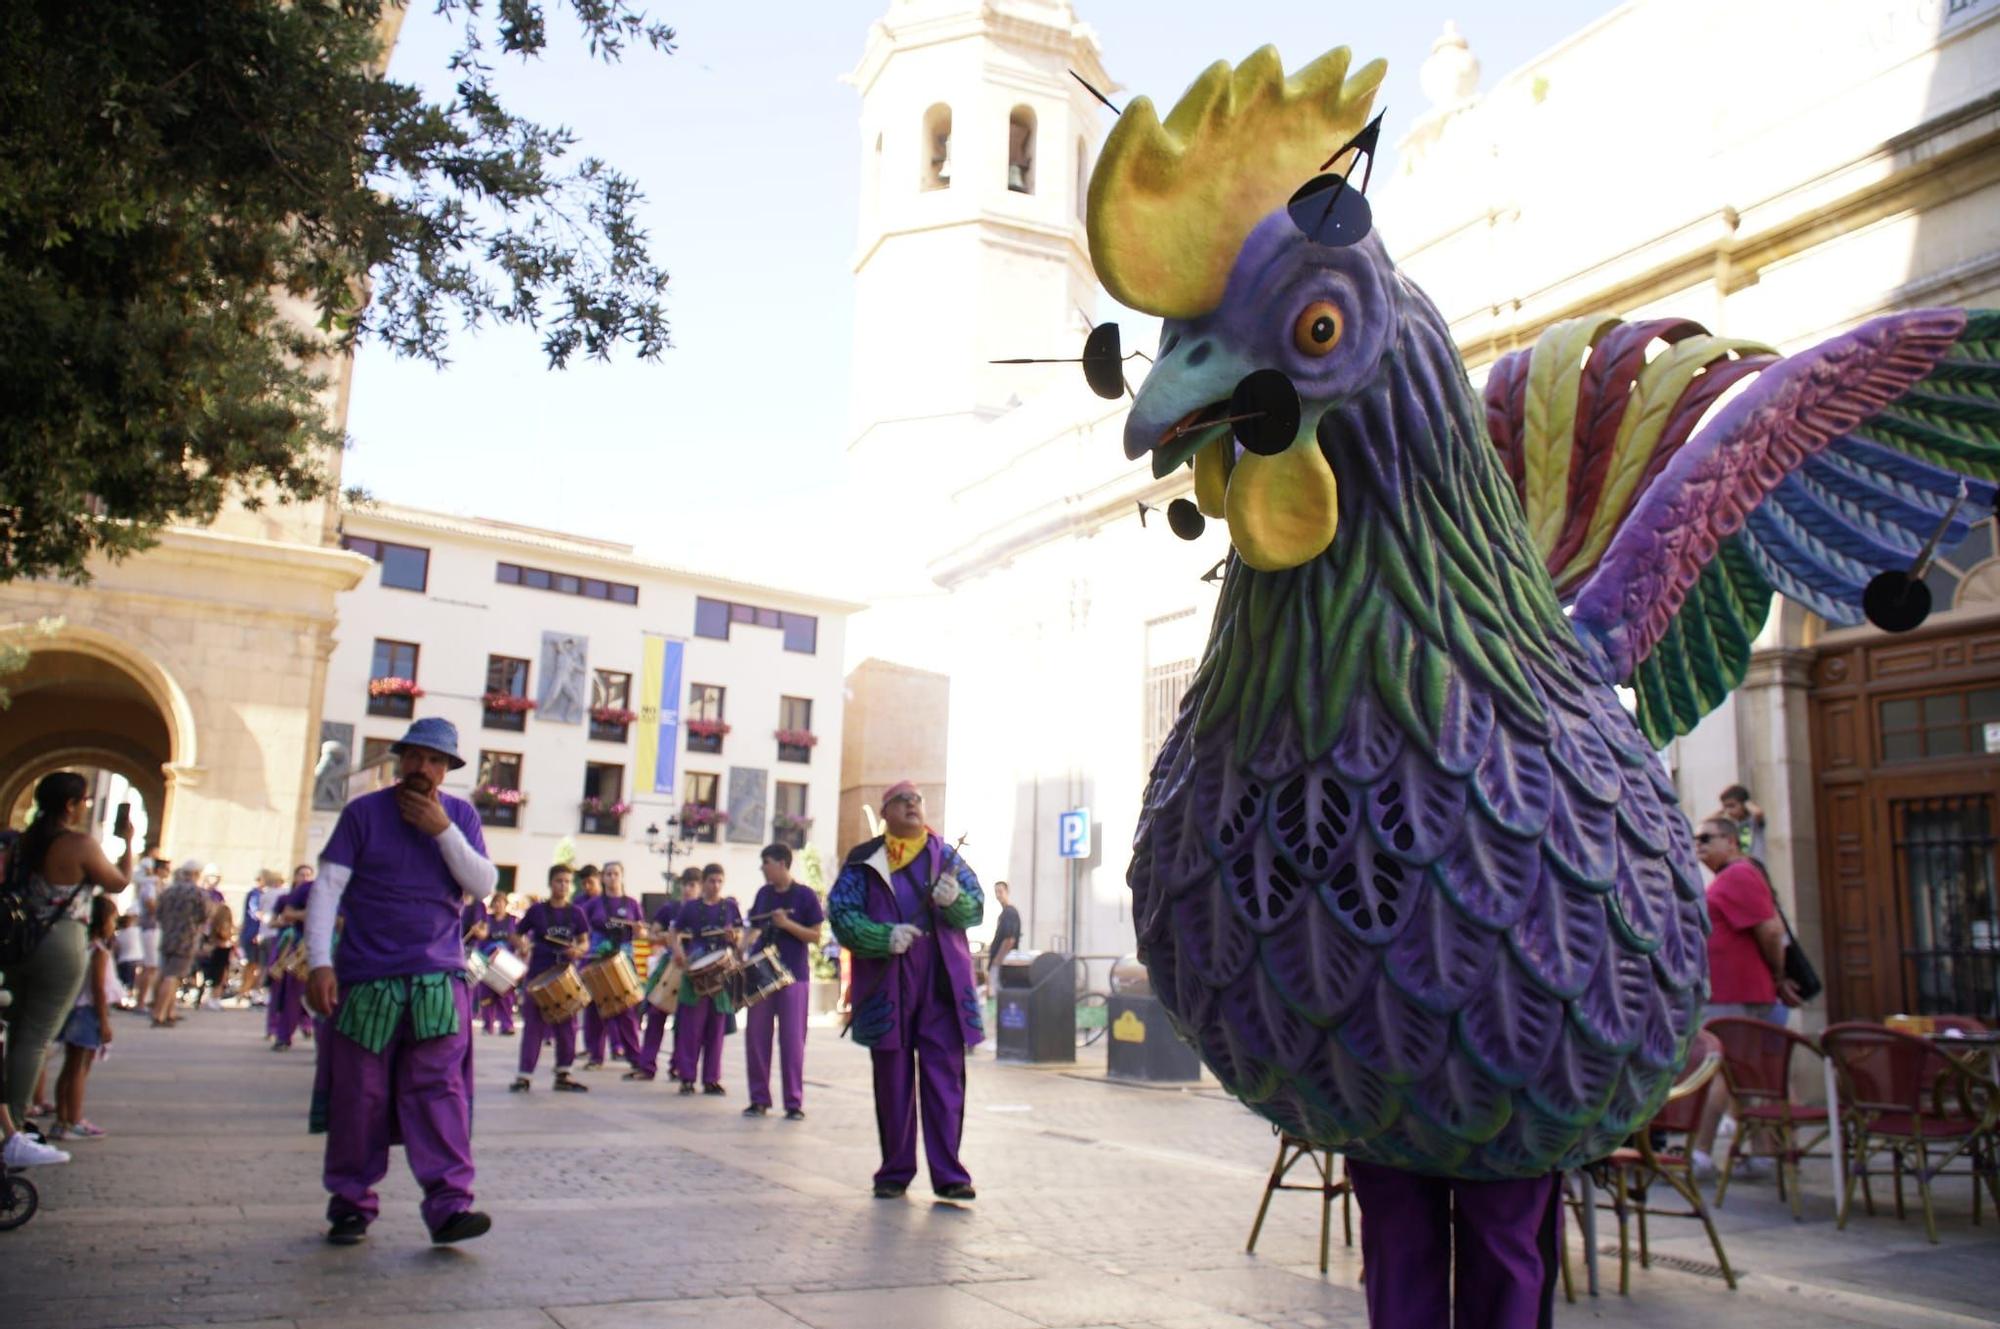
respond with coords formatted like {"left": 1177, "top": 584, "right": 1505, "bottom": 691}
{"left": 884, "top": 831, "right": 928, "bottom": 873}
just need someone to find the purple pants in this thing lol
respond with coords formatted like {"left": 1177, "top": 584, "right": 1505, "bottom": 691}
{"left": 745, "top": 981, "right": 809, "bottom": 1111}
{"left": 518, "top": 997, "right": 577, "bottom": 1076}
{"left": 480, "top": 987, "right": 515, "bottom": 1034}
{"left": 585, "top": 1004, "right": 640, "bottom": 1062}
{"left": 871, "top": 1004, "right": 970, "bottom": 1191}
{"left": 270, "top": 973, "right": 307, "bottom": 1046}
{"left": 322, "top": 981, "right": 476, "bottom": 1233}
{"left": 632, "top": 1005, "right": 673, "bottom": 1077}
{"left": 1347, "top": 1160, "right": 1561, "bottom": 1329}
{"left": 672, "top": 996, "right": 727, "bottom": 1085}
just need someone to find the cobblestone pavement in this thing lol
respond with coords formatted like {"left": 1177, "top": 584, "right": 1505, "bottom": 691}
{"left": 5, "top": 1005, "right": 1997, "bottom": 1329}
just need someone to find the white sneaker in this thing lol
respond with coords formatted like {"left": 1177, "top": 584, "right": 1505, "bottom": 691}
{"left": 203, "top": 996, "right": 224, "bottom": 1011}
{"left": 4, "top": 1133, "right": 71, "bottom": 1167}
{"left": 1691, "top": 1150, "right": 1717, "bottom": 1180}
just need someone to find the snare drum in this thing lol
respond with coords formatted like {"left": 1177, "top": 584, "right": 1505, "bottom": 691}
{"left": 734, "top": 946, "right": 795, "bottom": 1009}
{"left": 526, "top": 965, "right": 590, "bottom": 1023}
{"left": 581, "top": 952, "right": 644, "bottom": 1017}
{"left": 272, "top": 939, "right": 309, "bottom": 979}
{"left": 686, "top": 950, "right": 737, "bottom": 1000}
{"left": 645, "top": 956, "right": 684, "bottom": 1014}
{"left": 481, "top": 947, "right": 526, "bottom": 995}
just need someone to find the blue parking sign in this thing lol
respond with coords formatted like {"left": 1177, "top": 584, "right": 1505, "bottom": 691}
{"left": 1058, "top": 809, "right": 1091, "bottom": 860}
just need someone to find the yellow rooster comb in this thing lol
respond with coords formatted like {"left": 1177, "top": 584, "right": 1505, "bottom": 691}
{"left": 1086, "top": 46, "right": 1387, "bottom": 320}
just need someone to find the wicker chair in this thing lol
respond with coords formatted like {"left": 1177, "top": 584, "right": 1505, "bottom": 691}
{"left": 1705, "top": 1016, "right": 1830, "bottom": 1220}
{"left": 1822, "top": 1021, "right": 2000, "bottom": 1244}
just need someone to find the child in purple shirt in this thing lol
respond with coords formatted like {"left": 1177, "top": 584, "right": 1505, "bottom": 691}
{"left": 510, "top": 865, "right": 591, "bottom": 1093}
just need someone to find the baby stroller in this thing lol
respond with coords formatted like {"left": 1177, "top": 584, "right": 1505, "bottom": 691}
{"left": 0, "top": 973, "right": 41, "bottom": 1230}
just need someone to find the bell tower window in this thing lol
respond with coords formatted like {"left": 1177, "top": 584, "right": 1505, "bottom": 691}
{"left": 1008, "top": 105, "right": 1037, "bottom": 194}
{"left": 922, "top": 104, "right": 953, "bottom": 190}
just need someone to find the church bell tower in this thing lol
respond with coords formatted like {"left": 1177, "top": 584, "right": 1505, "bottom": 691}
{"left": 844, "top": 0, "right": 1114, "bottom": 477}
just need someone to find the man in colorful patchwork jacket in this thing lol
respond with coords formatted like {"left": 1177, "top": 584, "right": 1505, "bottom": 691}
{"left": 305, "top": 717, "right": 496, "bottom": 1247}
{"left": 828, "top": 781, "right": 984, "bottom": 1201}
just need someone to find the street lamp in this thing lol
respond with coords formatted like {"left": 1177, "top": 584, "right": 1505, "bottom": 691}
{"left": 643, "top": 815, "right": 692, "bottom": 877}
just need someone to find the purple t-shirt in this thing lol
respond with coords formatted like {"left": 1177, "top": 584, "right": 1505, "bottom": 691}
{"left": 319, "top": 787, "right": 489, "bottom": 983}
{"left": 519, "top": 901, "right": 591, "bottom": 979}
{"left": 650, "top": 900, "right": 680, "bottom": 933}
{"left": 748, "top": 882, "right": 824, "bottom": 982}
{"left": 586, "top": 894, "right": 643, "bottom": 953}
{"left": 675, "top": 897, "right": 742, "bottom": 961}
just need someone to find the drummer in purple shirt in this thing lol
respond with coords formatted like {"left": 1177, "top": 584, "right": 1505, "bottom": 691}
{"left": 304, "top": 717, "right": 498, "bottom": 1247}
{"left": 626, "top": 867, "right": 701, "bottom": 1082}
{"left": 580, "top": 862, "right": 644, "bottom": 1068}
{"left": 670, "top": 863, "right": 742, "bottom": 1095}
{"left": 510, "top": 865, "right": 592, "bottom": 1094}
{"left": 742, "top": 843, "right": 823, "bottom": 1120}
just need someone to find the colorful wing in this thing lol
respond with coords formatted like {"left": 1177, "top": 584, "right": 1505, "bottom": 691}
{"left": 1488, "top": 308, "right": 2000, "bottom": 745}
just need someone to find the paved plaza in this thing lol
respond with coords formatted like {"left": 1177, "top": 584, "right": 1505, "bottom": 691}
{"left": 5, "top": 1006, "right": 1996, "bottom": 1329}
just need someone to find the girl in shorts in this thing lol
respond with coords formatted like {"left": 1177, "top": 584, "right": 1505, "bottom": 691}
{"left": 52, "top": 896, "right": 123, "bottom": 1140}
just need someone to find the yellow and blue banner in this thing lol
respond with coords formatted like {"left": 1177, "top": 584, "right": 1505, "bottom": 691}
{"left": 635, "top": 634, "right": 684, "bottom": 797}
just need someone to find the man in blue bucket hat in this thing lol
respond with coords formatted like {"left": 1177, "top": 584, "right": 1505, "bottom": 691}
{"left": 304, "top": 716, "right": 498, "bottom": 1246}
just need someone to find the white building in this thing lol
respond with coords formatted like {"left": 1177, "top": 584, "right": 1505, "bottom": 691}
{"left": 841, "top": 0, "right": 2000, "bottom": 1017}
{"left": 322, "top": 502, "right": 861, "bottom": 899}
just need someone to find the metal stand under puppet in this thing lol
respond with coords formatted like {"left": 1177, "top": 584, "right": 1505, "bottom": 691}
{"left": 1084, "top": 45, "right": 2000, "bottom": 1329}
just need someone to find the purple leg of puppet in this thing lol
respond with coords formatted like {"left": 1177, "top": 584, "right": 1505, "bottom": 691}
{"left": 871, "top": 1004, "right": 970, "bottom": 1191}
{"left": 323, "top": 982, "right": 477, "bottom": 1233}
{"left": 1348, "top": 1160, "right": 1560, "bottom": 1329}
{"left": 746, "top": 982, "right": 809, "bottom": 1111}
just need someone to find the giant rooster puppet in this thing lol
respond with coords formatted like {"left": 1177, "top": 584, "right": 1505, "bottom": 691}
{"left": 1097, "top": 44, "right": 2000, "bottom": 1206}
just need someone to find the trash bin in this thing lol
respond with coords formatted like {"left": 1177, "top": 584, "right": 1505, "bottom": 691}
{"left": 996, "top": 950, "right": 1075, "bottom": 1063}
{"left": 1106, "top": 954, "right": 1202, "bottom": 1082}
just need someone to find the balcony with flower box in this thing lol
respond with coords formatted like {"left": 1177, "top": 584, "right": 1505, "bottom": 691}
{"left": 472, "top": 784, "right": 526, "bottom": 830}
{"left": 367, "top": 676, "right": 423, "bottom": 719}
{"left": 772, "top": 810, "right": 813, "bottom": 851}
{"left": 775, "top": 728, "right": 818, "bottom": 764}
{"left": 590, "top": 705, "right": 636, "bottom": 743}
{"left": 482, "top": 691, "right": 536, "bottom": 732}
{"left": 680, "top": 802, "right": 728, "bottom": 844}
{"left": 579, "top": 795, "right": 632, "bottom": 837}
{"left": 686, "top": 718, "right": 729, "bottom": 755}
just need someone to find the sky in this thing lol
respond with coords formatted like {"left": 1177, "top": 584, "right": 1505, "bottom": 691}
{"left": 343, "top": 0, "right": 1618, "bottom": 590}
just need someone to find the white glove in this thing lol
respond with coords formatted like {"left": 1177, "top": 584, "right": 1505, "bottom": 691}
{"left": 888, "top": 923, "right": 920, "bottom": 955}
{"left": 931, "top": 875, "right": 962, "bottom": 909}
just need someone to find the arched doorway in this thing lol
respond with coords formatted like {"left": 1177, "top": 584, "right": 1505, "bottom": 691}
{"left": 0, "top": 626, "right": 196, "bottom": 854}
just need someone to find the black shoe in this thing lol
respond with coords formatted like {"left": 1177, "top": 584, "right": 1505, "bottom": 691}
{"left": 508, "top": 1077, "right": 531, "bottom": 1093}
{"left": 582, "top": 1061, "right": 604, "bottom": 1071}
{"left": 785, "top": 1108, "right": 806, "bottom": 1122}
{"left": 873, "top": 1181, "right": 908, "bottom": 1199}
{"left": 553, "top": 1075, "right": 589, "bottom": 1093}
{"left": 326, "top": 1214, "right": 369, "bottom": 1245}
{"left": 498, "top": 1029, "right": 516, "bottom": 1036}
{"left": 678, "top": 1080, "right": 697, "bottom": 1096}
{"left": 702, "top": 1082, "right": 726, "bottom": 1096}
{"left": 742, "top": 1104, "right": 768, "bottom": 1117}
{"left": 430, "top": 1210, "right": 491, "bottom": 1245}
{"left": 622, "top": 1070, "right": 655, "bottom": 1081}
{"left": 937, "top": 1183, "right": 977, "bottom": 1202}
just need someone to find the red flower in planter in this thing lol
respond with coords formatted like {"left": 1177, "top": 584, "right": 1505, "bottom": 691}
{"left": 482, "top": 692, "right": 537, "bottom": 714}
{"left": 591, "top": 706, "right": 637, "bottom": 726}
{"left": 369, "top": 677, "right": 425, "bottom": 698}
{"left": 686, "top": 719, "right": 731, "bottom": 739}
{"left": 775, "top": 728, "right": 819, "bottom": 748}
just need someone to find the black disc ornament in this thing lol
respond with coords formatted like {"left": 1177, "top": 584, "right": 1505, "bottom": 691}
{"left": 1082, "top": 323, "right": 1125, "bottom": 400}
{"left": 1166, "top": 498, "right": 1206, "bottom": 541}
{"left": 1230, "top": 369, "right": 1301, "bottom": 455}
{"left": 1862, "top": 569, "right": 1932, "bottom": 633}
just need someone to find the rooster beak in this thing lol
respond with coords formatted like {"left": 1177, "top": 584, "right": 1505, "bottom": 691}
{"left": 1122, "top": 334, "right": 1256, "bottom": 473}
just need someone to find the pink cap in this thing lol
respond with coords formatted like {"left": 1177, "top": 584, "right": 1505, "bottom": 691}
{"left": 881, "top": 780, "right": 921, "bottom": 808}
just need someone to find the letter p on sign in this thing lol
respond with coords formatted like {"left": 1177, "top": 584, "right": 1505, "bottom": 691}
{"left": 1058, "top": 809, "right": 1091, "bottom": 860}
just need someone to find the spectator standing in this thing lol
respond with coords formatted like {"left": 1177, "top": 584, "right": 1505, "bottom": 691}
{"left": 201, "top": 892, "right": 237, "bottom": 1009}
{"left": 986, "top": 880, "right": 1022, "bottom": 995}
{"left": 2, "top": 772, "right": 130, "bottom": 1129}
{"left": 1690, "top": 816, "right": 1801, "bottom": 1174}
{"left": 238, "top": 869, "right": 278, "bottom": 1004}
{"left": 130, "top": 852, "right": 166, "bottom": 1010}
{"left": 52, "top": 896, "right": 122, "bottom": 1139}
{"left": 1719, "top": 784, "right": 1767, "bottom": 863}
{"left": 113, "top": 913, "right": 144, "bottom": 1002}
{"left": 150, "top": 867, "right": 211, "bottom": 1026}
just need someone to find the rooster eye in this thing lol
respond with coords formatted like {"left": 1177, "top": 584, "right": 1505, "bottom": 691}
{"left": 1292, "top": 301, "right": 1343, "bottom": 356}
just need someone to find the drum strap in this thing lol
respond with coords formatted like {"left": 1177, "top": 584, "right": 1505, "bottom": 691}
{"left": 335, "top": 972, "right": 462, "bottom": 1054}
